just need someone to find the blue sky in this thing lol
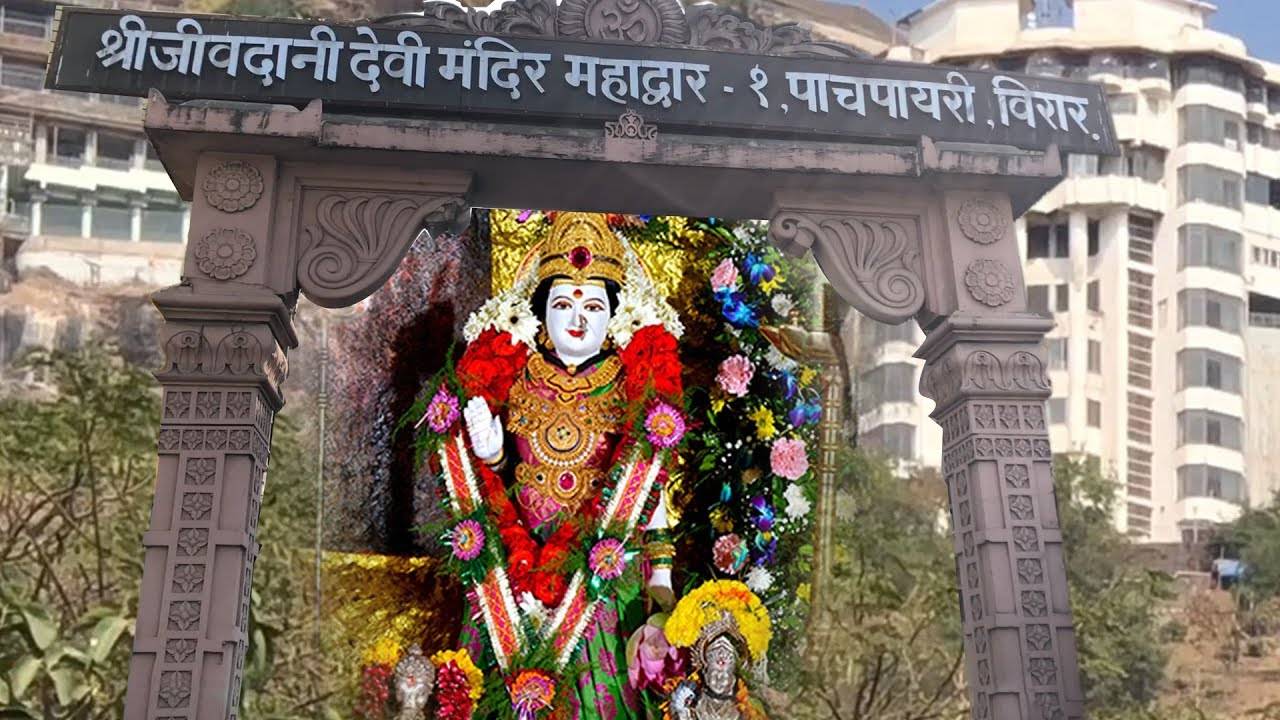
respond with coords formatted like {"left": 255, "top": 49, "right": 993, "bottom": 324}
{"left": 845, "top": 0, "right": 1280, "bottom": 63}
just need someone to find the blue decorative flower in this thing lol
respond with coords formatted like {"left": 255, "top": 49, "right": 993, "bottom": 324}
{"left": 721, "top": 292, "right": 758, "bottom": 328}
{"left": 744, "top": 253, "right": 776, "bottom": 285}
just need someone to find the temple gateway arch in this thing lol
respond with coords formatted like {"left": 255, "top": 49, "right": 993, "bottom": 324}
{"left": 45, "top": 2, "right": 1115, "bottom": 718}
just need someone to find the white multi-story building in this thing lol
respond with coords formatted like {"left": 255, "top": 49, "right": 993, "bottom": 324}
{"left": 0, "top": 0, "right": 192, "bottom": 287}
{"left": 847, "top": 0, "right": 1280, "bottom": 544}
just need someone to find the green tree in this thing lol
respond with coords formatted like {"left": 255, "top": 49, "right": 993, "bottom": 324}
{"left": 0, "top": 346, "right": 158, "bottom": 718}
{"left": 790, "top": 451, "right": 966, "bottom": 720}
{"left": 1054, "top": 454, "right": 1173, "bottom": 720}
{"left": 0, "top": 344, "right": 333, "bottom": 719}
{"left": 1224, "top": 500, "right": 1280, "bottom": 603}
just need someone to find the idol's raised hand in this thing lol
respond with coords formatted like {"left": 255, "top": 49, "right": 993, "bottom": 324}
{"left": 463, "top": 396, "right": 504, "bottom": 463}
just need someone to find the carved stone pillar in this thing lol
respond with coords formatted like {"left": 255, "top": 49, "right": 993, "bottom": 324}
{"left": 124, "top": 286, "right": 293, "bottom": 720}
{"left": 770, "top": 190, "right": 1083, "bottom": 720}
{"left": 124, "top": 152, "right": 472, "bottom": 719}
{"left": 918, "top": 193, "right": 1083, "bottom": 720}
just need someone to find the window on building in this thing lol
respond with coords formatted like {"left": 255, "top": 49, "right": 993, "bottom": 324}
{"left": 1108, "top": 94, "right": 1137, "bottom": 114}
{"left": 1179, "top": 165, "right": 1243, "bottom": 209}
{"left": 1179, "top": 289, "right": 1243, "bottom": 333}
{"left": 1247, "top": 122, "right": 1269, "bottom": 147}
{"left": 1087, "top": 220, "right": 1100, "bottom": 256}
{"left": 1088, "top": 339, "right": 1101, "bottom": 373}
{"left": 1178, "top": 224, "right": 1242, "bottom": 272}
{"left": 1102, "top": 145, "right": 1165, "bottom": 183}
{"left": 96, "top": 133, "right": 135, "bottom": 170}
{"left": 1177, "top": 349, "right": 1242, "bottom": 392}
{"left": 1174, "top": 57, "right": 1245, "bottom": 92}
{"left": 859, "top": 362, "right": 916, "bottom": 406}
{"left": 1127, "top": 390, "right": 1152, "bottom": 443}
{"left": 1068, "top": 153, "right": 1098, "bottom": 177}
{"left": 861, "top": 423, "right": 915, "bottom": 460}
{"left": 0, "top": 57, "right": 44, "bottom": 90}
{"left": 42, "top": 199, "right": 81, "bottom": 237}
{"left": 91, "top": 202, "right": 131, "bottom": 240}
{"left": 1180, "top": 106, "right": 1245, "bottom": 148}
{"left": 1087, "top": 400, "right": 1102, "bottom": 428}
{"left": 1178, "top": 465, "right": 1246, "bottom": 503}
{"left": 52, "top": 127, "right": 86, "bottom": 165}
{"left": 1055, "top": 283, "right": 1069, "bottom": 312}
{"left": 1248, "top": 80, "right": 1267, "bottom": 106}
{"left": 1027, "top": 219, "right": 1069, "bottom": 258}
{"left": 1048, "top": 397, "right": 1067, "bottom": 424}
{"left": 1047, "top": 337, "right": 1068, "bottom": 370}
{"left": 1019, "top": 0, "right": 1074, "bottom": 29}
{"left": 1254, "top": 245, "right": 1280, "bottom": 269}
{"left": 1127, "top": 213, "right": 1156, "bottom": 264}
{"left": 1, "top": 7, "right": 51, "bottom": 38}
{"left": 1028, "top": 285, "right": 1050, "bottom": 315}
{"left": 1087, "top": 280, "right": 1100, "bottom": 312}
{"left": 1128, "top": 270, "right": 1154, "bottom": 329}
{"left": 1177, "top": 410, "right": 1243, "bottom": 449}
{"left": 141, "top": 206, "right": 185, "bottom": 242}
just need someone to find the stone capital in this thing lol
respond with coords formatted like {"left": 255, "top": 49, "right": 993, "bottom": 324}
{"left": 152, "top": 284, "right": 294, "bottom": 409}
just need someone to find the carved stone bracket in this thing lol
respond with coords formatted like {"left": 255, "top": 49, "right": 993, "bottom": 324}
{"left": 296, "top": 192, "right": 469, "bottom": 309}
{"left": 769, "top": 208, "right": 925, "bottom": 324}
{"left": 382, "top": 0, "right": 862, "bottom": 58}
{"left": 605, "top": 109, "right": 656, "bottom": 139}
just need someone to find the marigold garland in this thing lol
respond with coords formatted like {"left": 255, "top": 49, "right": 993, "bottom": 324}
{"left": 664, "top": 579, "right": 772, "bottom": 662}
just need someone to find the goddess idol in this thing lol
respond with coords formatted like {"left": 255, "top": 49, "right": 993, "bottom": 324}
{"left": 416, "top": 212, "right": 686, "bottom": 718}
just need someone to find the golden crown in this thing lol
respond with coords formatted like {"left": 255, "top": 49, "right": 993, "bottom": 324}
{"left": 536, "top": 212, "right": 626, "bottom": 286}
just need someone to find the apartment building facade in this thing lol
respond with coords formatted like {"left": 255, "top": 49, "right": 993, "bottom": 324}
{"left": 0, "top": 0, "right": 189, "bottom": 287}
{"left": 848, "top": 0, "right": 1280, "bottom": 544}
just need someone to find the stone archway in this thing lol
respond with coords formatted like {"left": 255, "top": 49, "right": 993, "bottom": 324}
{"left": 43, "top": 2, "right": 1111, "bottom": 717}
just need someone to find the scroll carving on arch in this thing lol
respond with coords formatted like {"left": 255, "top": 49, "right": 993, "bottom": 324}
{"left": 768, "top": 210, "right": 925, "bottom": 324}
{"left": 296, "top": 193, "right": 469, "bottom": 309}
{"left": 382, "top": 0, "right": 862, "bottom": 58}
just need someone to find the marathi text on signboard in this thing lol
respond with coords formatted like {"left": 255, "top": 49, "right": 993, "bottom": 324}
{"left": 47, "top": 9, "right": 1117, "bottom": 155}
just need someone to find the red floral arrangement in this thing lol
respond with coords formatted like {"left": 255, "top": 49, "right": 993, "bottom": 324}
{"left": 449, "top": 322, "right": 683, "bottom": 609}
{"left": 455, "top": 329, "right": 530, "bottom": 408}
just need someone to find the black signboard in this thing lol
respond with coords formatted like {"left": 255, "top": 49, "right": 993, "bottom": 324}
{"left": 46, "top": 7, "right": 1117, "bottom": 154}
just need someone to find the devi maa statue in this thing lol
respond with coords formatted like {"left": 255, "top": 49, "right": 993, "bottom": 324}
{"left": 411, "top": 212, "right": 702, "bottom": 719}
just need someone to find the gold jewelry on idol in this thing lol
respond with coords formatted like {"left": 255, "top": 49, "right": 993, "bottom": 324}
{"left": 536, "top": 213, "right": 626, "bottom": 286}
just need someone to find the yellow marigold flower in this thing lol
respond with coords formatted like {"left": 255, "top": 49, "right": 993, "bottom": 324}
{"left": 364, "top": 635, "right": 401, "bottom": 667}
{"left": 748, "top": 406, "right": 776, "bottom": 440}
{"left": 431, "top": 648, "right": 485, "bottom": 700}
{"left": 664, "top": 579, "right": 772, "bottom": 661}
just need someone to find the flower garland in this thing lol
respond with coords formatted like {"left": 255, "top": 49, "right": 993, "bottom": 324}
{"left": 681, "top": 218, "right": 821, "bottom": 686}
{"left": 431, "top": 649, "right": 484, "bottom": 720}
{"left": 406, "top": 217, "right": 688, "bottom": 718}
{"left": 663, "top": 579, "right": 771, "bottom": 662}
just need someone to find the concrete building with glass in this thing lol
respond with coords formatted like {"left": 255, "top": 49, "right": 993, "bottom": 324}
{"left": 846, "top": 0, "right": 1280, "bottom": 545}
{"left": 0, "top": 0, "right": 188, "bottom": 287}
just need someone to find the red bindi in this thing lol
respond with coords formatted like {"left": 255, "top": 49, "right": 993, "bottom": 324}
{"left": 572, "top": 289, "right": 583, "bottom": 298}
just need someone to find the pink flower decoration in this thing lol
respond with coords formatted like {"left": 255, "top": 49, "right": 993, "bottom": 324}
{"left": 712, "top": 533, "right": 749, "bottom": 575}
{"left": 770, "top": 437, "right": 810, "bottom": 480}
{"left": 451, "top": 519, "right": 485, "bottom": 562}
{"left": 716, "top": 355, "right": 755, "bottom": 397}
{"left": 628, "top": 623, "right": 686, "bottom": 693}
{"left": 645, "top": 402, "right": 686, "bottom": 449}
{"left": 425, "top": 387, "right": 461, "bottom": 433}
{"left": 589, "top": 538, "right": 628, "bottom": 580}
{"left": 710, "top": 258, "right": 740, "bottom": 293}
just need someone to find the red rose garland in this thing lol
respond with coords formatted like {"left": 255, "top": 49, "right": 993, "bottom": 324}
{"left": 453, "top": 321, "right": 683, "bottom": 609}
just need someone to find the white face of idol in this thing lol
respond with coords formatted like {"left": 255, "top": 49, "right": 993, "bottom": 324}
{"left": 545, "top": 282, "right": 611, "bottom": 366}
